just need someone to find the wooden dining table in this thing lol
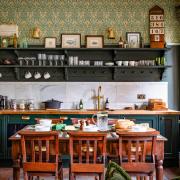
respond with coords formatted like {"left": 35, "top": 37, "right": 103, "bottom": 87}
{"left": 9, "top": 126, "right": 167, "bottom": 180}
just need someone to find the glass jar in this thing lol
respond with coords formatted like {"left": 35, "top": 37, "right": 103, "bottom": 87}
{"left": 26, "top": 99, "right": 34, "bottom": 110}
{"left": 19, "top": 99, "right": 25, "bottom": 110}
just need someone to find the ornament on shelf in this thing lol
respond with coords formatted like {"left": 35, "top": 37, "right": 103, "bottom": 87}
{"left": 149, "top": 5, "right": 165, "bottom": 48}
{"left": 32, "top": 27, "right": 41, "bottom": 39}
{"left": 107, "top": 27, "right": 115, "bottom": 39}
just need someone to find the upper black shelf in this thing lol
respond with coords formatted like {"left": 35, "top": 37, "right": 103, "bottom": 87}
{"left": 0, "top": 45, "right": 170, "bottom": 51}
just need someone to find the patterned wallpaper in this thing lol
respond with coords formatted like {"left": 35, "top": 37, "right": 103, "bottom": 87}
{"left": 0, "top": 0, "right": 179, "bottom": 45}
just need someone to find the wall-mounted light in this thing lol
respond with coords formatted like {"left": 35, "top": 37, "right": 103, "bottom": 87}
{"left": 32, "top": 27, "right": 41, "bottom": 39}
{"left": 107, "top": 27, "right": 115, "bottom": 39}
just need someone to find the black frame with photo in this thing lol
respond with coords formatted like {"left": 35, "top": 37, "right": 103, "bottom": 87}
{"left": 126, "top": 32, "right": 141, "bottom": 48}
{"left": 61, "top": 33, "right": 81, "bottom": 48}
{"left": 85, "top": 35, "right": 104, "bottom": 48}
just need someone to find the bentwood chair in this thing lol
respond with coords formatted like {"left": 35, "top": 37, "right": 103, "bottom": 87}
{"left": 68, "top": 131, "right": 107, "bottom": 180}
{"left": 19, "top": 130, "right": 63, "bottom": 180}
{"left": 116, "top": 130, "right": 159, "bottom": 179}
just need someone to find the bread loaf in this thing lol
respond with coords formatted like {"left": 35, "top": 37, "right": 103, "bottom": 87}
{"left": 115, "top": 119, "right": 135, "bottom": 129}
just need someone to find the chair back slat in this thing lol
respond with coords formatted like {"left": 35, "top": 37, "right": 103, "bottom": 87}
{"left": 38, "top": 140, "right": 42, "bottom": 162}
{"left": 86, "top": 140, "right": 90, "bottom": 163}
{"left": 93, "top": 140, "right": 97, "bottom": 163}
{"left": 31, "top": 140, "right": 35, "bottom": 162}
{"left": 128, "top": 140, "right": 132, "bottom": 162}
{"left": 46, "top": 140, "right": 49, "bottom": 162}
{"left": 135, "top": 140, "right": 139, "bottom": 162}
{"left": 142, "top": 140, "right": 147, "bottom": 162}
{"left": 79, "top": 140, "right": 82, "bottom": 163}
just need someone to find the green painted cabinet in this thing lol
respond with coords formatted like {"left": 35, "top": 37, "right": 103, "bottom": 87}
{"left": 159, "top": 115, "right": 179, "bottom": 166}
{"left": 122, "top": 115, "right": 159, "bottom": 129}
{"left": 0, "top": 115, "right": 6, "bottom": 159}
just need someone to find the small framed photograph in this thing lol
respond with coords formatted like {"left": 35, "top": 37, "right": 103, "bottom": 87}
{"left": 85, "top": 35, "right": 104, "bottom": 48}
{"left": 45, "top": 37, "right": 56, "bottom": 48}
{"left": 126, "top": 32, "right": 141, "bottom": 48}
{"left": 61, "top": 33, "right": 81, "bottom": 48}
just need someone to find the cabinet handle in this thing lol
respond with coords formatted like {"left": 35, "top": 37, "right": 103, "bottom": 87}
{"left": 21, "top": 116, "right": 30, "bottom": 120}
{"left": 160, "top": 117, "right": 164, "bottom": 121}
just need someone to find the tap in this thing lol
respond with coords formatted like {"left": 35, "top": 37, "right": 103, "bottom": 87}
{"left": 97, "top": 86, "right": 104, "bottom": 111}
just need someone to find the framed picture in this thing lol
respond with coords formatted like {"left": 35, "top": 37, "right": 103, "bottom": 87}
{"left": 126, "top": 32, "right": 141, "bottom": 48}
{"left": 45, "top": 37, "right": 56, "bottom": 48}
{"left": 85, "top": 35, "right": 104, "bottom": 48}
{"left": 61, "top": 33, "right": 81, "bottom": 48}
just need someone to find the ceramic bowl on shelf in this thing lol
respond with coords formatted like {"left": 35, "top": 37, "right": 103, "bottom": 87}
{"left": 105, "top": 62, "right": 114, "bottom": 66}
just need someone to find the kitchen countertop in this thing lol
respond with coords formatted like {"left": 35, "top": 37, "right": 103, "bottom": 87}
{"left": 0, "top": 109, "right": 180, "bottom": 115}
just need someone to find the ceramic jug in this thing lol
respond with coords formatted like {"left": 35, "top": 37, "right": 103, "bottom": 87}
{"left": 92, "top": 111, "right": 108, "bottom": 131}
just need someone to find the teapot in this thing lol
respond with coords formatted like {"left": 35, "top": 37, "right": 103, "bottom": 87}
{"left": 92, "top": 111, "right": 108, "bottom": 131}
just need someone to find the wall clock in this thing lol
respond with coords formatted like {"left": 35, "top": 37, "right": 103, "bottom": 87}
{"left": 149, "top": 5, "right": 165, "bottom": 48}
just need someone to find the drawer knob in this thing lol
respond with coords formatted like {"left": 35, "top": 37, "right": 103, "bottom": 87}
{"left": 21, "top": 116, "right": 30, "bottom": 120}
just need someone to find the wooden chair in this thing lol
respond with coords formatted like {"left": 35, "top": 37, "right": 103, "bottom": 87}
{"left": 68, "top": 131, "right": 107, "bottom": 180}
{"left": 19, "top": 130, "right": 63, "bottom": 180}
{"left": 116, "top": 130, "right": 159, "bottom": 179}
{"left": 35, "top": 117, "right": 67, "bottom": 124}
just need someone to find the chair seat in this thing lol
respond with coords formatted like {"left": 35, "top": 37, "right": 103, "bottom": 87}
{"left": 71, "top": 163, "right": 105, "bottom": 173}
{"left": 122, "top": 162, "right": 155, "bottom": 174}
{"left": 23, "top": 162, "right": 57, "bottom": 172}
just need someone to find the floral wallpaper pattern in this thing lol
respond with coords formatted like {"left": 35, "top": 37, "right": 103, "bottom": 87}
{"left": 0, "top": 0, "right": 179, "bottom": 45}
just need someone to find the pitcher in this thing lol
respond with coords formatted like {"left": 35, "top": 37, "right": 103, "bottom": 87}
{"left": 92, "top": 112, "right": 108, "bottom": 131}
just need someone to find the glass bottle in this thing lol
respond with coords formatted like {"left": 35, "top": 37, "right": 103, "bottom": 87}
{"left": 13, "top": 33, "right": 18, "bottom": 48}
{"left": 118, "top": 37, "right": 124, "bottom": 48}
{"left": 105, "top": 98, "right": 110, "bottom": 110}
{"left": 140, "top": 37, "right": 144, "bottom": 48}
{"left": 79, "top": 99, "right": 83, "bottom": 110}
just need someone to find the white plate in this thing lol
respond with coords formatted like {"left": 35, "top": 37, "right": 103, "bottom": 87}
{"left": 83, "top": 125, "right": 98, "bottom": 132}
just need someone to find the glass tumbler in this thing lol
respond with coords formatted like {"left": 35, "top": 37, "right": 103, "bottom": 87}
{"left": 48, "top": 55, "right": 53, "bottom": 66}
{"left": 37, "top": 53, "right": 42, "bottom": 66}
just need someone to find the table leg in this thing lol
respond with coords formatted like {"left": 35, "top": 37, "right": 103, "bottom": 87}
{"left": 156, "top": 159, "right": 163, "bottom": 180}
{"left": 13, "top": 159, "right": 20, "bottom": 180}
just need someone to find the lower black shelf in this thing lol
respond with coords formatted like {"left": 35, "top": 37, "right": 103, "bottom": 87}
{"left": 0, "top": 65, "right": 171, "bottom": 82}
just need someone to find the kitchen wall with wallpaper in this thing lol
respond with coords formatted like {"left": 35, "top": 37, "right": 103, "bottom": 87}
{"left": 0, "top": 0, "right": 179, "bottom": 44}
{"left": 0, "top": 82, "right": 168, "bottom": 109}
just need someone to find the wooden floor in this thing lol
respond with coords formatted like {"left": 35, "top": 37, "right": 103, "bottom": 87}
{"left": 0, "top": 167, "right": 179, "bottom": 180}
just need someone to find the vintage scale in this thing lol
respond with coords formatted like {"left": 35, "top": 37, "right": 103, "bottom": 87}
{"left": 149, "top": 5, "right": 165, "bottom": 48}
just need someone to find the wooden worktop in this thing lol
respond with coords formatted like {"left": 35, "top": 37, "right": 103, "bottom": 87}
{"left": 0, "top": 109, "right": 180, "bottom": 115}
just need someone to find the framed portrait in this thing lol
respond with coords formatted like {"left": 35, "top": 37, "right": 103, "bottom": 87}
{"left": 45, "top": 37, "right": 56, "bottom": 48}
{"left": 85, "top": 35, "right": 104, "bottom": 48}
{"left": 61, "top": 33, "right": 81, "bottom": 48}
{"left": 126, "top": 32, "right": 141, "bottom": 48}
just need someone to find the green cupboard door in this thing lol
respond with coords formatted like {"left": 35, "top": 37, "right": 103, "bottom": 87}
{"left": 122, "top": 115, "right": 158, "bottom": 129}
{"left": 0, "top": 115, "right": 6, "bottom": 159}
{"left": 159, "top": 115, "right": 179, "bottom": 166}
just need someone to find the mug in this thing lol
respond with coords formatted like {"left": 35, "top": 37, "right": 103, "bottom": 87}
{"left": 116, "top": 61, "right": 122, "bottom": 66}
{"left": 92, "top": 112, "right": 108, "bottom": 131}
{"left": 129, "top": 61, "right": 135, "bottom": 66}
{"left": 44, "top": 72, "right": 51, "bottom": 79}
{"left": 25, "top": 71, "right": 32, "bottom": 79}
{"left": 34, "top": 72, "right": 41, "bottom": 79}
{"left": 123, "top": 61, "right": 129, "bottom": 66}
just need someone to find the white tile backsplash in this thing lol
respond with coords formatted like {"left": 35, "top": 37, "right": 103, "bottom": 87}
{"left": 0, "top": 82, "right": 168, "bottom": 109}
